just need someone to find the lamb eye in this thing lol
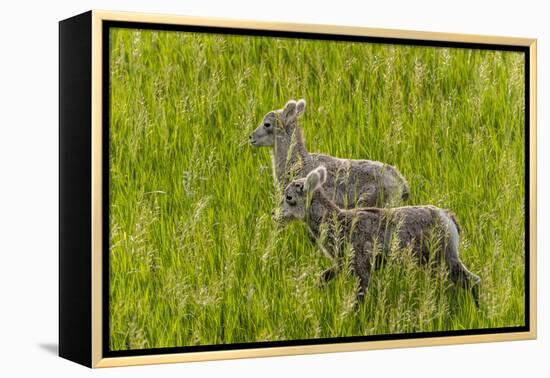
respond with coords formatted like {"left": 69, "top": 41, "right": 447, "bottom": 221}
{"left": 264, "top": 123, "right": 271, "bottom": 128}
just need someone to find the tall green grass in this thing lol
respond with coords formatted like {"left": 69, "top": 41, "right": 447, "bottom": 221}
{"left": 108, "top": 28, "right": 525, "bottom": 350}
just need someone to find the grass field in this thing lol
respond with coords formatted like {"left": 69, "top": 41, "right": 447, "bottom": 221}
{"left": 108, "top": 27, "right": 526, "bottom": 351}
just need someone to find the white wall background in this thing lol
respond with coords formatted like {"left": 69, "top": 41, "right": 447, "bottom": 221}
{"left": 0, "top": 0, "right": 547, "bottom": 376}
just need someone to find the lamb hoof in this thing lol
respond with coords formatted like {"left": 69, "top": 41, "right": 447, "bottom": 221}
{"left": 354, "top": 292, "right": 366, "bottom": 312}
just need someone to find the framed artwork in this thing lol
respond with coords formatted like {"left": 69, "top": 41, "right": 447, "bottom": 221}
{"left": 59, "top": 10, "right": 537, "bottom": 368}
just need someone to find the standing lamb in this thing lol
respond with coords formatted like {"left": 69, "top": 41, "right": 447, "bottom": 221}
{"left": 250, "top": 99, "right": 410, "bottom": 208}
{"left": 277, "top": 166, "right": 481, "bottom": 307}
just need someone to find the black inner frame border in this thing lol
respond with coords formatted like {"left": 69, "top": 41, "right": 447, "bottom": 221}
{"left": 102, "top": 20, "right": 531, "bottom": 358}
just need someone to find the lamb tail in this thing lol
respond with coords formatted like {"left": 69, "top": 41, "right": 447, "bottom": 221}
{"left": 401, "top": 182, "right": 410, "bottom": 201}
{"left": 448, "top": 211, "right": 461, "bottom": 234}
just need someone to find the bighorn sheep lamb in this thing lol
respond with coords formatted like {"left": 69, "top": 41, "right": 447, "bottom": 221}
{"left": 277, "top": 166, "right": 481, "bottom": 307}
{"left": 250, "top": 99, "right": 410, "bottom": 208}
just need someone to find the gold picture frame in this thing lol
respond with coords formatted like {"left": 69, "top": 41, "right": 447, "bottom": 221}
{"left": 59, "top": 10, "right": 537, "bottom": 368}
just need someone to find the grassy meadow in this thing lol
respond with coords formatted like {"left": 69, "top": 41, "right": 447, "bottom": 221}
{"left": 108, "top": 28, "right": 526, "bottom": 351}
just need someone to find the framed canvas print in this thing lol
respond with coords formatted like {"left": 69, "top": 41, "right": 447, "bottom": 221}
{"left": 59, "top": 10, "right": 537, "bottom": 368}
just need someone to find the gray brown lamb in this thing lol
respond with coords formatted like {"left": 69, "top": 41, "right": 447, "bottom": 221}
{"left": 277, "top": 166, "right": 481, "bottom": 307}
{"left": 250, "top": 99, "right": 410, "bottom": 207}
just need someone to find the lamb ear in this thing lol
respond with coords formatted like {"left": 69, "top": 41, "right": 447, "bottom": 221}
{"left": 296, "top": 99, "right": 306, "bottom": 116}
{"left": 304, "top": 166, "right": 327, "bottom": 193}
{"left": 282, "top": 100, "right": 297, "bottom": 121}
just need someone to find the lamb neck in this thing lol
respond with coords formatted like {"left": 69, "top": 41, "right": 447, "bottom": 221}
{"left": 305, "top": 191, "right": 342, "bottom": 240}
{"left": 271, "top": 127, "right": 311, "bottom": 186}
